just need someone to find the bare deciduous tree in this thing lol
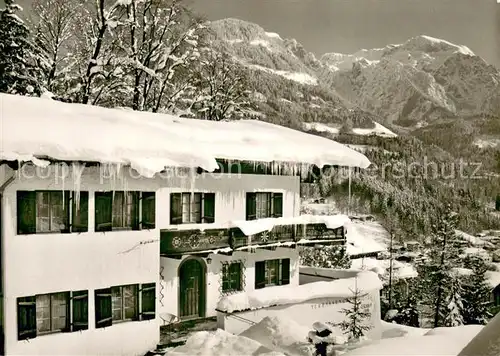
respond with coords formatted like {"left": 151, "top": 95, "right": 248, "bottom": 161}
{"left": 30, "top": 0, "right": 78, "bottom": 91}
{"left": 122, "top": 0, "right": 206, "bottom": 112}
{"left": 189, "top": 50, "right": 253, "bottom": 121}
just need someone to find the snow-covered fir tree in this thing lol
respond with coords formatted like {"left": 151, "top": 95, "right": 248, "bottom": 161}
{"left": 0, "top": 0, "right": 44, "bottom": 95}
{"left": 443, "top": 273, "right": 464, "bottom": 327}
{"left": 420, "top": 204, "right": 464, "bottom": 327}
{"left": 462, "top": 256, "right": 492, "bottom": 325}
{"left": 394, "top": 294, "right": 420, "bottom": 327}
{"left": 338, "top": 278, "right": 372, "bottom": 342}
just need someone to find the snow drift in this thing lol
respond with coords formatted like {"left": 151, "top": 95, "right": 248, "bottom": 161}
{"left": 165, "top": 329, "right": 284, "bottom": 356}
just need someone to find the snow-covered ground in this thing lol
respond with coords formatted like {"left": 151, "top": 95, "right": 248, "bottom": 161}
{"left": 165, "top": 317, "right": 483, "bottom": 356}
{"left": 164, "top": 329, "right": 284, "bottom": 356}
{"left": 239, "top": 316, "right": 312, "bottom": 356}
{"left": 345, "top": 324, "right": 482, "bottom": 355}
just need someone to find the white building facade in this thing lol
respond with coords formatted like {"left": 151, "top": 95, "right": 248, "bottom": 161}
{"left": 0, "top": 164, "right": 163, "bottom": 356}
{"left": 158, "top": 171, "right": 303, "bottom": 321}
{"left": 0, "top": 162, "right": 346, "bottom": 355}
{"left": 0, "top": 93, "right": 371, "bottom": 356}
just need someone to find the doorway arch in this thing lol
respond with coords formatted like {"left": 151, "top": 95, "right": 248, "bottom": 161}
{"left": 178, "top": 257, "right": 206, "bottom": 319}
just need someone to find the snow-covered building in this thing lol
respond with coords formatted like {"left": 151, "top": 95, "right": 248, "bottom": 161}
{"left": 216, "top": 269, "right": 383, "bottom": 340}
{"left": 0, "top": 93, "right": 370, "bottom": 355}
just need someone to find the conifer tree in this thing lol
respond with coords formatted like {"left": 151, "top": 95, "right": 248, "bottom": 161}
{"left": 421, "top": 204, "right": 463, "bottom": 327}
{"left": 462, "top": 256, "right": 492, "bottom": 325}
{"left": 443, "top": 273, "right": 464, "bottom": 327}
{"left": 395, "top": 294, "right": 420, "bottom": 327}
{"left": 0, "top": 0, "right": 43, "bottom": 95}
{"left": 338, "top": 278, "right": 372, "bottom": 342}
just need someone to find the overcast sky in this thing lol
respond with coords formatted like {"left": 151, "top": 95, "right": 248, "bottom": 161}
{"left": 189, "top": 0, "right": 500, "bottom": 67}
{"left": 13, "top": 0, "right": 500, "bottom": 67}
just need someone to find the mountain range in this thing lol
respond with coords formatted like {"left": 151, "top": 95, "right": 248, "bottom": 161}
{"left": 207, "top": 18, "right": 500, "bottom": 152}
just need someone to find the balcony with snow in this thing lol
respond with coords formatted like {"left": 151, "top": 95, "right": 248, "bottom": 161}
{"left": 215, "top": 269, "right": 383, "bottom": 341}
{"left": 160, "top": 215, "right": 348, "bottom": 257}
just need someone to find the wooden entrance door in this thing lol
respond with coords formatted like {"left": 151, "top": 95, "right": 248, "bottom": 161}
{"left": 178, "top": 259, "right": 205, "bottom": 319}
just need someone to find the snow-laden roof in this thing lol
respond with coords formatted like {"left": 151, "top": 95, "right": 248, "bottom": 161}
{"left": 455, "top": 229, "right": 494, "bottom": 248}
{"left": 0, "top": 93, "right": 370, "bottom": 177}
{"left": 216, "top": 271, "right": 382, "bottom": 313}
{"left": 460, "top": 247, "right": 491, "bottom": 261}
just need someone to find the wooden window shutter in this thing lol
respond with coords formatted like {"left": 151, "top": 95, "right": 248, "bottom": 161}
{"left": 17, "top": 296, "right": 37, "bottom": 340}
{"left": 246, "top": 193, "right": 257, "bottom": 221}
{"left": 131, "top": 191, "right": 140, "bottom": 230}
{"left": 192, "top": 193, "right": 202, "bottom": 223}
{"left": 72, "top": 192, "right": 89, "bottom": 233}
{"left": 255, "top": 261, "right": 266, "bottom": 289}
{"left": 95, "top": 192, "right": 112, "bottom": 232}
{"left": 17, "top": 191, "right": 36, "bottom": 234}
{"left": 202, "top": 193, "right": 215, "bottom": 223}
{"left": 95, "top": 288, "right": 112, "bottom": 328}
{"left": 142, "top": 192, "right": 156, "bottom": 229}
{"left": 272, "top": 193, "right": 283, "bottom": 218}
{"left": 231, "top": 262, "right": 243, "bottom": 291}
{"left": 140, "top": 283, "right": 156, "bottom": 320}
{"left": 71, "top": 290, "right": 88, "bottom": 331}
{"left": 280, "top": 258, "right": 290, "bottom": 285}
{"left": 59, "top": 191, "right": 71, "bottom": 233}
{"left": 170, "top": 193, "right": 182, "bottom": 224}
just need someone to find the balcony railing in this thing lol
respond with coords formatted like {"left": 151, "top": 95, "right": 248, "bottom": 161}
{"left": 160, "top": 223, "right": 346, "bottom": 257}
{"left": 160, "top": 228, "right": 231, "bottom": 256}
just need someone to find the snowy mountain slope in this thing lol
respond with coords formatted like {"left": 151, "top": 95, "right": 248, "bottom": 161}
{"left": 208, "top": 18, "right": 319, "bottom": 80}
{"left": 322, "top": 35, "right": 500, "bottom": 126}
{"left": 208, "top": 19, "right": 499, "bottom": 148}
{"left": 206, "top": 19, "right": 382, "bottom": 130}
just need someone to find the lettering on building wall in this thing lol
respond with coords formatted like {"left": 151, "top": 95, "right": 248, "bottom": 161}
{"left": 310, "top": 298, "right": 348, "bottom": 309}
{"left": 309, "top": 297, "right": 374, "bottom": 310}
